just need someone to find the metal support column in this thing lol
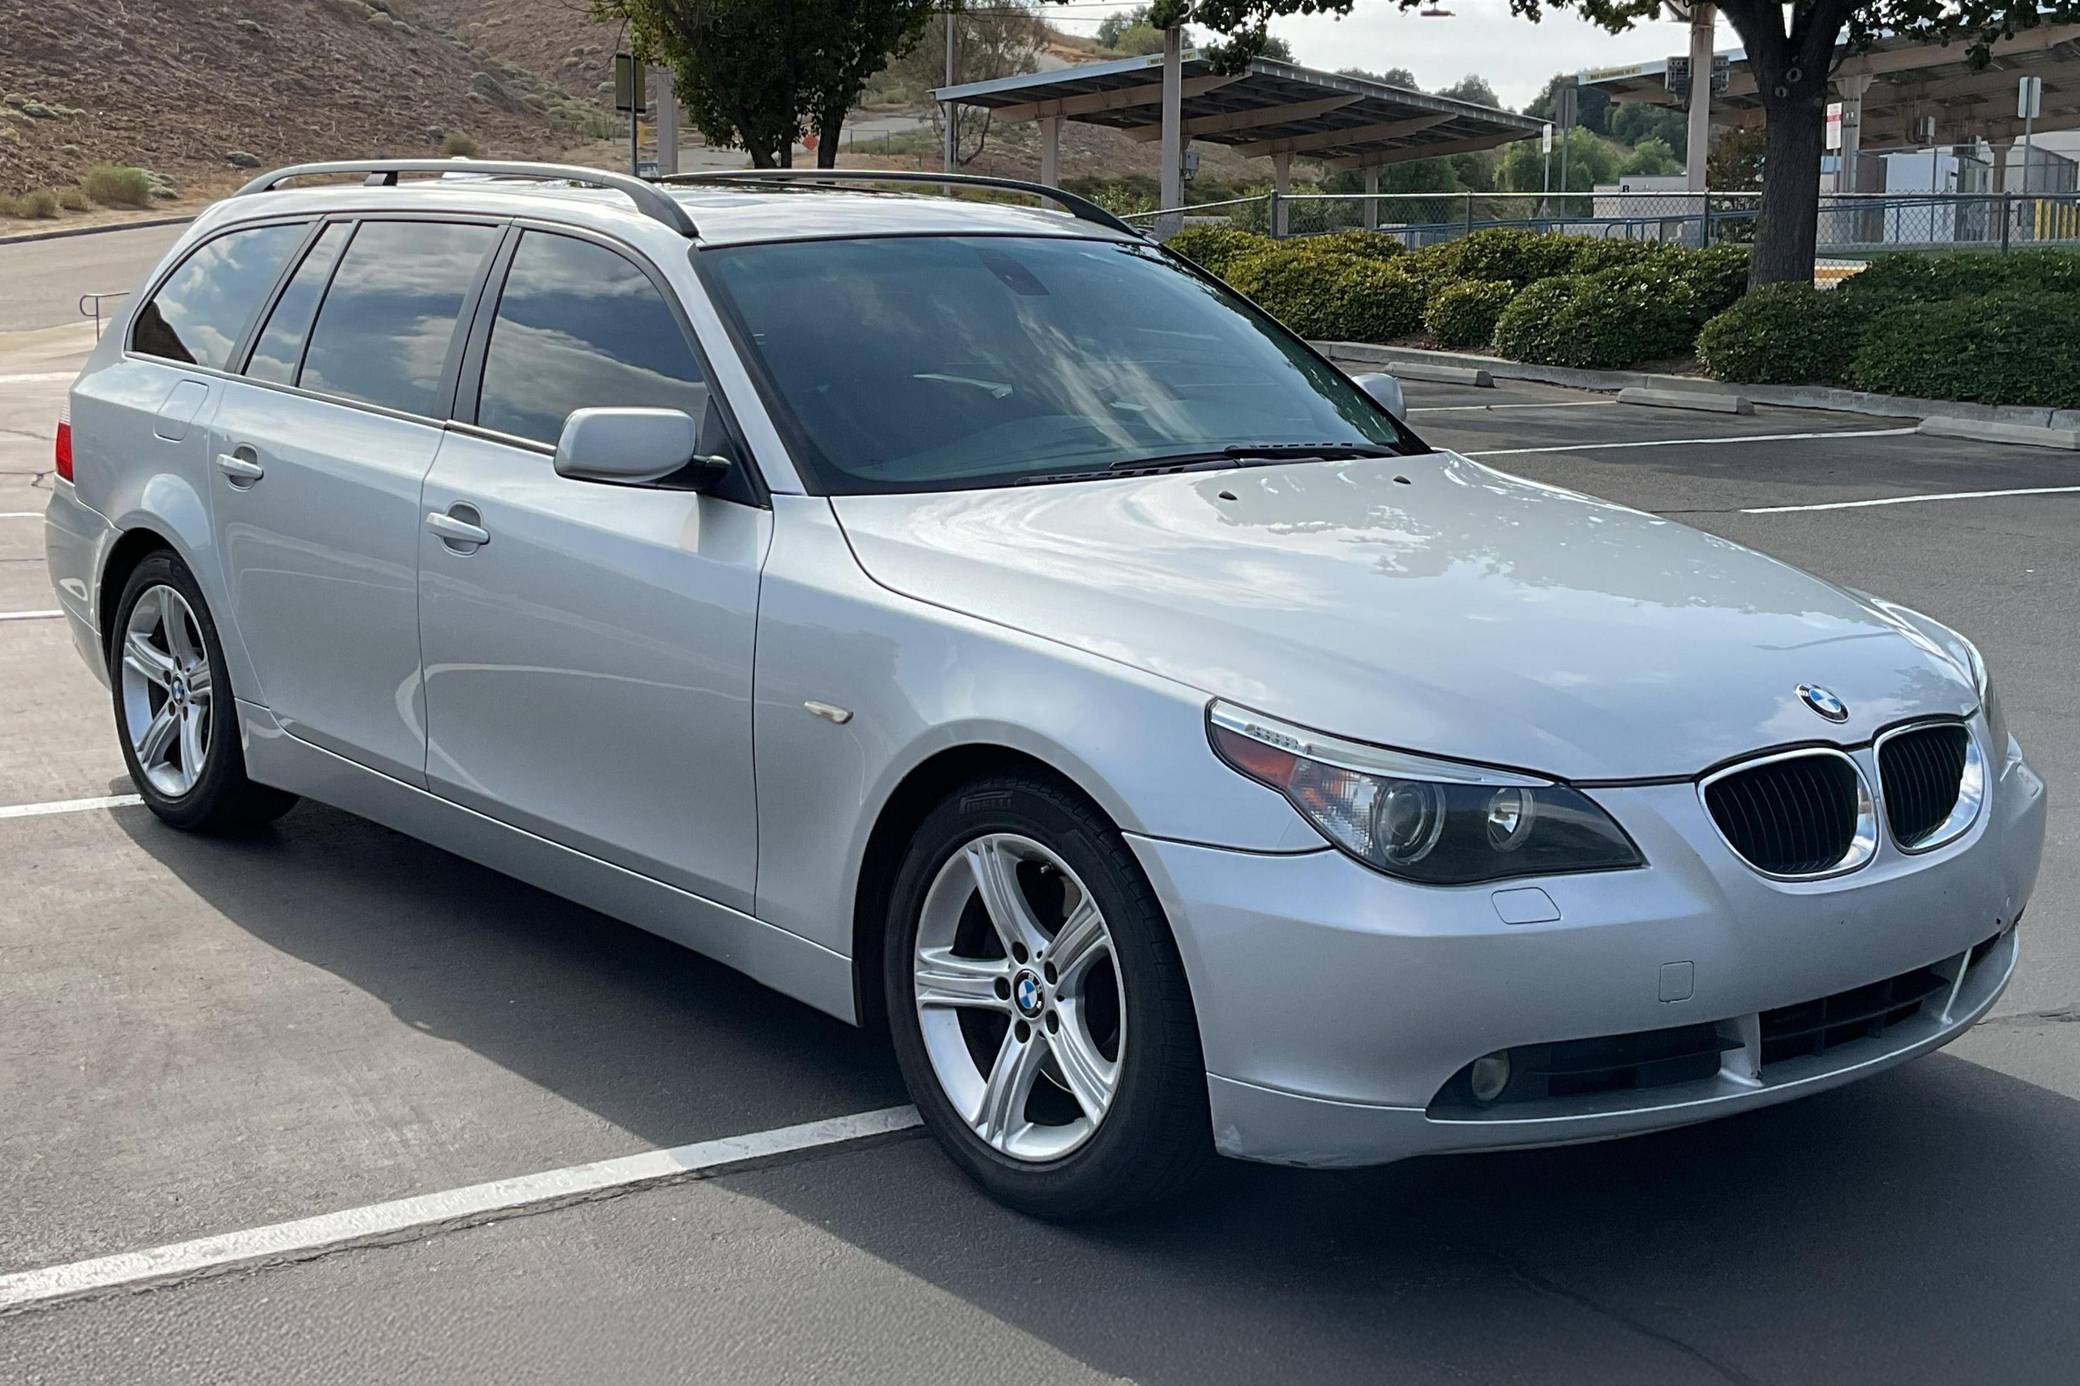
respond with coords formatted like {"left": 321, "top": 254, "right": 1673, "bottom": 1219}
{"left": 1273, "top": 152, "right": 1292, "bottom": 238}
{"left": 1363, "top": 164, "right": 1379, "bottom": 230}
{"left": 943, "top": 12, "right": 958, "bottom": 173}
{"left": 656, "top": 74, "right": 679, "bottom": 176}
{"left": 1684, "top": 4, "right": 1714, "bottom": 192}
{"left": 1159, "top": 26, "right": 1184, "bottom": 238}
{"left": 1837, "top": 73, "right": 1873, "bottom": 193}
{"left": 1039, "top": 114, "right": 1060, "bottom": 188}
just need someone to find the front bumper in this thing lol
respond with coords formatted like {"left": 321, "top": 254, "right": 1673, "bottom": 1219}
{"left": 1128, "top": 723, "right": 2047, "bottom": 1168}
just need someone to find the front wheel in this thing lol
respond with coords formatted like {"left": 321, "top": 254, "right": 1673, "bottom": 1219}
{"left": 884, "top": 773, "right": 1216, "bottom": 1219}
{"left": 110, "top": 550, "right": 297, "bottom": 833}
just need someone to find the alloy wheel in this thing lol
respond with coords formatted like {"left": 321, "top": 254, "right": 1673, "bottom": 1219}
{"left": 913, "top": 833, "right": 1127, "bottom": 1162}
{"left": 119, "top": 584, "right": 213, "bottom": 799}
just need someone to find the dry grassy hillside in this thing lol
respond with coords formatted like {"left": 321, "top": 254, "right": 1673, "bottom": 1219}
{"left": 0, "top": 0, "right": 617, "bottom": 195}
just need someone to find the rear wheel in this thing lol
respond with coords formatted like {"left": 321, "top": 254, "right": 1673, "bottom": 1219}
{"left": 111, "top": 551, "right": 297, "bottom": 833}
{"left": 884, "top": 773, "right": 1215, "bottom": 1218}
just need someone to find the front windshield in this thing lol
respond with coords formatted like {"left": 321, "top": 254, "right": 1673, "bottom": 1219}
{"left": 701, "top": 234, "right": 1422, "bottom": 494}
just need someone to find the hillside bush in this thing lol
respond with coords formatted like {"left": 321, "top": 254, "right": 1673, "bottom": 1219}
{"left": 441, "top": 130, "right": 482, "bottom": 158}
{"left": 1491, "top": 263, "right": 1704, "bottom": 368}
{"left": 1695, "top": 283, "right": 1864, "bottom": 385}
{"left": 5, "top": 188, "right": 61, "bottom": 219}
{"left": 82, "top": 164, "right": 152, "bottom": 208}
{"left": 1163, "top": 225, "right": 1271, "bottom": 278}
{"left": 1424, "top": 279, "right": 1516, "bottom": 349}
{"left": 58, "top": 186, "right": 91, "bottom": 211}
{"left": 1849, "top": 292, "right": 2080, "bottom": 407}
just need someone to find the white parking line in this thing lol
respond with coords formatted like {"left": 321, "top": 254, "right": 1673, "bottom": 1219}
{"left": 1410, "top": 400, "right": 1612, "bottom": 414}
{"left": 0, "top": 610, "right": 63, "bottom": 622}
{"left": 1466, "top": 426, "right": 1916, "bottom": 458}
{"left": 0, "top": 794, "right": 144, "bottom": 820}
{"left": 0, "top": 1106, "right": 921, "bottom": 1313}
{"left": 0, "top": 512, "right": 45, "bottom": 519}
{"left": 0, "top": 372, "right": 78, "bottom": 387}
{"left": 1741, "top": 485, "right": 2080, "bottom": 514}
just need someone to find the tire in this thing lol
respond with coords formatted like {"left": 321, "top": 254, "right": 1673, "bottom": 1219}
{"left": 884, "top": 772, "right": 1216, "bottom": 1219}
{"left": 109, "top": 550, "right": 297, "bottom": 834}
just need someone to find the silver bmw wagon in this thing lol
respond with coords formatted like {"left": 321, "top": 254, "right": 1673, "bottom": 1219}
{"left": 46, "top": 162, "right": 2047, "bottom": 1217}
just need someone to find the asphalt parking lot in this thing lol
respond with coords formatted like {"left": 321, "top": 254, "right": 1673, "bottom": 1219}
{"left": 2, "top": 302, "right": 2077, "bottom": 1382}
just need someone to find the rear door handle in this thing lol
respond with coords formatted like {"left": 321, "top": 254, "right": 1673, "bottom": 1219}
{"left": 426, "top": 509, "right": 490, "bottom": 549}
{"left": 214, "top": 451, "right": 265, "bottom": 485}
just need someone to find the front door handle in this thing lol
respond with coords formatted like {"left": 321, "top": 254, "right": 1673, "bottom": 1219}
{"left": 426, "top": 508, "right": 490, "bottom": 550}
{"left": 215, "top": 451, "right": 265, "bottom": 485}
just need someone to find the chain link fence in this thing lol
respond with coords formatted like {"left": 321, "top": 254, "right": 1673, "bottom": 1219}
{"left": 1128, "top": 191, "right": 2080, "bottom": 255}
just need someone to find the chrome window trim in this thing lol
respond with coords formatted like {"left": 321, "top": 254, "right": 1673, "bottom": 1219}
{"left": 1696, "top": 746, "right": 1880, "bottom": 882}
{"left": 1874, "top": 716, "right": 1986, "bottom": 855}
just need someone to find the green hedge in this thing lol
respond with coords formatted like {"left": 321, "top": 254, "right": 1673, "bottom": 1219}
{"left": 1850, "top": 292, "right": 2080, "bottom": 407}
{"left": 1838, "top": 249, "right": 2080, "bottom": 304}
{"left": 1228, "top": 248, "right": 1422, "bottom": 341}
{"left": 1695, "top": 283, "right": 1866, "bottom": 385}
{"left": 1424, "top": 279, "right": 1516, "bottom": 350}
{"left": 1163, "top": 226, "right": 1272, "bottom": 278}
{"left": 1491, "top": 263, "right": 1706, "bottom": 369}
{"left": 1451, "top": 228, "right": 1582, "bottom": 287}
{"left": 1291, "top": 228, "right": 1406, "bottom": 261}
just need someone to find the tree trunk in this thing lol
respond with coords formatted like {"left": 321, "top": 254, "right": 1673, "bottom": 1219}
{"left": 1750, "top": 88, "right": 1825, "bottom": 285}
{"left": 816, "top": 103, "right": 844, "bottom": 168}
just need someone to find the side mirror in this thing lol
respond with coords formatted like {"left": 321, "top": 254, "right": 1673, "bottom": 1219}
{"left": 1353, "top": 371, "right": 1407, "bottom": 421}
{"left": 553, "top": 406, "right": 725, "bottom": 490}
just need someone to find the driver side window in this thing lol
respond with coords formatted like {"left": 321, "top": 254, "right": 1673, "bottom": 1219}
{"left": 476, "top": 230, "right": 743, "bottom": 489}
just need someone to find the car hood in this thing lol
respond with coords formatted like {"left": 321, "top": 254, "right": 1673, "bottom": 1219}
{"left": 829, "top": 454, "right": 1976, "bottom": 780}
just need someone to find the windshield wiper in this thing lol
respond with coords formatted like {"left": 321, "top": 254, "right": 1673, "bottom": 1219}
{"left": 1013, "top": 442, "right": 1402, "bottom": 487}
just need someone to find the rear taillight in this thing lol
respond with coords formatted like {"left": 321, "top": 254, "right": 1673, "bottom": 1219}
{"left": 55, "top": 409, "right": 72, "bottom": 484}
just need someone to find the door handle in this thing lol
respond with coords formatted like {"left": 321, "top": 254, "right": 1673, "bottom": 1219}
{"left": 214, "top": 451, "right": 265, "bottom": 485}
{"left": 426, "top": 508, "right": 491, "bottom": 549}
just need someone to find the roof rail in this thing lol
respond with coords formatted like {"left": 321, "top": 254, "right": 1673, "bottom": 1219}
{"left": 657, "top": 169, "right": 1143, "bottom": 238}
{"left": 233, "top": 160, "right": 699, "bottom": 238}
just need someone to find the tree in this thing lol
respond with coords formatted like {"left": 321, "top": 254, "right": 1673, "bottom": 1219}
{"left": 1435, "top": 74, "right": 1499, "bottom": 109}
{"left": 1496, "top": 125, "right": 1621, "bottom": 194}
{"left": 1521, "top": 72, "right": 1609, "bottom": 134}
{"left": 1175, "top": 0, "right": 2080, "bottom": 285}
{"left": 601, "top": 0, "right": 936, "bottom": 167}
{"left": 1707, "top": 125, "right": 1767, "bottom": 189}
{"left": 889, "top": 2, "right": 1048, "bottom": 163}
{"left": 1619, "top": 135, "right": 1681, "bottom": 177}
{"left": 1608, "top": 100, "right": 1687, "bottom": 162}
{"left": 1339, "top": 65, "right": 1420, "bottom": 89}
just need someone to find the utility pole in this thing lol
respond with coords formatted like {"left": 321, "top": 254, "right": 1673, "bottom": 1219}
{"left": 2020, "top": 74, "right": 2043, "bottom": 195}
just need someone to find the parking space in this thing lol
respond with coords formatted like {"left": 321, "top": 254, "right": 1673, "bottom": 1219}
{"left": 2, "top": 331, "right": 2076, "bottom": 1380}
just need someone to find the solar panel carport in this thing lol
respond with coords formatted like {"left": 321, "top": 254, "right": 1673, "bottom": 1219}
{"left": 1580, "top": 24, "right": 2080, "bottom": 191}
{"left": 933, "top": 50, "right": 1541, "bottom": 231}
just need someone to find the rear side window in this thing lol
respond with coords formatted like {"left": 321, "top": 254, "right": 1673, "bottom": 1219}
{"left": 245, "top": 222, "right": 351, "bottom": 385}
{"left": 300, "top": 220, "right": 499, "bottom": 417}
{"left": 476, "top": 231, "right": 708, "bottom": 446}
{"left": 132, "top": 222, "right": 307, "bottom": 370}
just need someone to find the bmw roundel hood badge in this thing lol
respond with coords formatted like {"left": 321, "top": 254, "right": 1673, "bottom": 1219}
{"left": 1797, "top": 683, "right": 1850, "bottom": 722}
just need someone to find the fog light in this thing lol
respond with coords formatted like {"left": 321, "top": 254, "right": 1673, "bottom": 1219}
{"left": 1468, "top": 1052, "right": 1511, "bottom": 1103}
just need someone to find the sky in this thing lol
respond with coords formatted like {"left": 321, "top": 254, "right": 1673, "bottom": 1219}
{"left": 1041, "top": 0, "right": 1704, "bottom": 111}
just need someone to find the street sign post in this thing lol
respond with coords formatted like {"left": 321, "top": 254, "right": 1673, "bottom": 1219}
{"left": 2020, "top": 75, "right": 2043, "bottom": 194}
{"left": 615, "top": 53, "right": 647, "bottom": 177}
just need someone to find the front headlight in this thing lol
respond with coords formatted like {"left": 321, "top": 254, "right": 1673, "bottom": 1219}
{"left": 1958, "top": 634, "right": 2011, "bottom": 752}
{"left": 1207, "top": 702, "right": 1643, "bottom": 885}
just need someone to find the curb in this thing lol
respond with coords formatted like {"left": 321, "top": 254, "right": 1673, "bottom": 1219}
{"left": 1618, "top": 386, "right": 1752, "bottom": 415}
{"left": 1918, "top": 417, "right": 2080, "bottom": 451}
{"left": 1386, "top": 361, "right": 1493, "bottom": 388}
{"left": 1314, "top": 341, "right": 2080, "bottom": 432}
{"left": 0, "top": 214, "right": 192, "bottom": 247}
